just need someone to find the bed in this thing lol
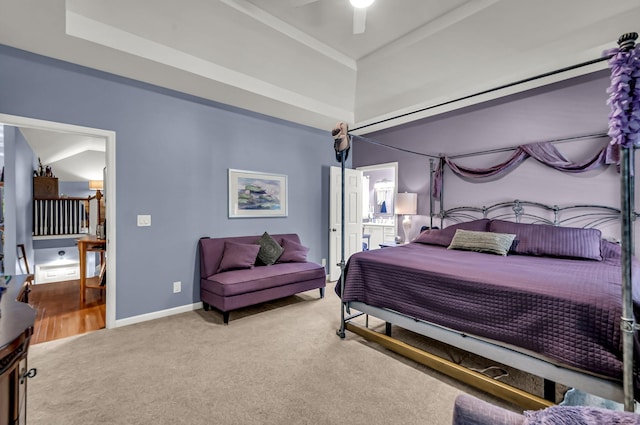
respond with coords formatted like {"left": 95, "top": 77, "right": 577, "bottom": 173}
{"left": 336, "top": 201, "right": 640, "bottom": 409}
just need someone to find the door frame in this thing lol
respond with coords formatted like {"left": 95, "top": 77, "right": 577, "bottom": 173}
{"left": 357, "top": 161, "right": 399, "bottom": 227}
{"left": 0, "top": 113, "right": 117, "bottom": 329}
{"left": 329, "top": 166, "right": 362, "bottom": 281}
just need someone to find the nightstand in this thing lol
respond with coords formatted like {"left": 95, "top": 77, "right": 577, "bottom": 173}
{"left": 379, "top": 241, "right": 402, "bottom": 248}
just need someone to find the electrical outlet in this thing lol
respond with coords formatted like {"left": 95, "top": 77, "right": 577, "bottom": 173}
{"left": 137, "top": 215, "right": 151, "bottom": 227}
{"left": 173, "top": 281, "right": 181, "bottom": 293}
{"left": 321, "top": 258, "right": 326, "bottom": 267}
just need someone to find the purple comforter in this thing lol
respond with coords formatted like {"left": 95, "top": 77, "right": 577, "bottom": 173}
{"left": 339, "top": 241, "right": 640, "bottom": 383}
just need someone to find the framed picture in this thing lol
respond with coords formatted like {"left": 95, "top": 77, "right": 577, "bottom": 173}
{"left": 228, "top": 169, "right": 288, "bottom": 218}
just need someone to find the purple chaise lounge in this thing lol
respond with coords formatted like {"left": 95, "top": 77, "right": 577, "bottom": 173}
{"left": 199, "top": 233, "right": 326, "bottom": 324}
{"left": 452, "top": 393, "right": 640, "bottom": 425}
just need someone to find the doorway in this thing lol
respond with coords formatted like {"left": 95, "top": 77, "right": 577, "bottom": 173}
{"left": 0, "top": 113, "right": 117, "bottom": 330}
{"left": 358, "top": 162, "right": 398, "bottom": 250}
{"left": 328, "top": 166, "right": 362, "bottom": 282}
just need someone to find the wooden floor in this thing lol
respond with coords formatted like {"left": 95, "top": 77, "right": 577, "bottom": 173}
{"left": 28, "top": 277, "right": 106, "bottom": 345}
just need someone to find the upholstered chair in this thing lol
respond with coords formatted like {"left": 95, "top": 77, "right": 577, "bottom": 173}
{"left": 452, "top": 394, "right": 524, "bottom": 425}
{"left": 452, "top": 394, "right": 640, "bottom": 425}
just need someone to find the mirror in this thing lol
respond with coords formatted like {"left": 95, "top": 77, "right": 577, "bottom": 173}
{"left": 357, "top": 162, "right": 398, "bottom": 224}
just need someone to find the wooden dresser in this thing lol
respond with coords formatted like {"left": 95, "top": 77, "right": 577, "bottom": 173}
{"left": 0, "top": 276, "right": 36, "bottom": 425}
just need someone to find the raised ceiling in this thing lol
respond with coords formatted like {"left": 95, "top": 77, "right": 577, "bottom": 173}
{"left": 20, "top": 128, "right": 105, "bottom": 182}
{"left": 1, "top": 0, "right": 640, "bottom": 135}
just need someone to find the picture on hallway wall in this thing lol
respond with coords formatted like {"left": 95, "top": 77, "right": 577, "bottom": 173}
{"left": 228, "top": 169, "right": 288, "bottom": 218}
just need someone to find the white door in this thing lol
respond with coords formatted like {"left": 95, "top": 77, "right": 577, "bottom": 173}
{"left": 329, "top": 166, "right": 363, "bottom": 281}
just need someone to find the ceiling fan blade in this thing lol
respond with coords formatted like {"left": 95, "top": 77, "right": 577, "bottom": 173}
{"left": 353, "top": 7, "right": 366, "bottom": 34}
{"left": 290, "top": 0, "right": 321, "bottom": 6}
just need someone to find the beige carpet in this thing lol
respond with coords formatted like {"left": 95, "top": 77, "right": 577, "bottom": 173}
{"left": 27, "top": 288, "right": 514, "bottom": 425}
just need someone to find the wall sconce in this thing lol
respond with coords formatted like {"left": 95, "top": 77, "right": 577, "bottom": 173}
{"left": 395, "top": 192, "right": 417, "bottom": 243}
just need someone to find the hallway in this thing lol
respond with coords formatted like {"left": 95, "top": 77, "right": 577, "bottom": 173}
{"left": 28, "top": 278, "right": 105, "bottom": 344}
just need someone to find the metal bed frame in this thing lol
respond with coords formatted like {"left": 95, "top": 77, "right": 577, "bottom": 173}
{"left": 337, "top": 33, "right": 639, "bottom": 411}
{"left": 339, "top": 199, "right": 632, "bottom": 410}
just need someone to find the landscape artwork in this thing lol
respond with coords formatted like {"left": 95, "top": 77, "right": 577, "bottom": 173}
{"left": 228, "top": 169, "right": 288, "bottom": 218}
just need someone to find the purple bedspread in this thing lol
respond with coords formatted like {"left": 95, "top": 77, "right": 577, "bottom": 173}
{"left": 339, "top": 241, "right": 640, "bottom": 383}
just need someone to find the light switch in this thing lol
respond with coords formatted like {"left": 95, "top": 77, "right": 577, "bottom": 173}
{"left": 137, "top": 214, "right": 151, "bottom": 227}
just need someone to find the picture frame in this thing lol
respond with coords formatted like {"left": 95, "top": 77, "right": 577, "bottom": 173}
{"left": 228, "top": 169, "right": 288, "bottom": 218}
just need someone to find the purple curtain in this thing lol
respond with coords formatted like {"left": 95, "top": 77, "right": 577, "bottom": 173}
{"left": 432, "top": 141, "right": 618, "bottom": 198}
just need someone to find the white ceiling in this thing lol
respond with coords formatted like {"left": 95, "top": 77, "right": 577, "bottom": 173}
{"left": 20, "top": 128, "right": 105, "bottom": 182}
{"left": 1, "top": 0, "right": 640, "bottom": 176}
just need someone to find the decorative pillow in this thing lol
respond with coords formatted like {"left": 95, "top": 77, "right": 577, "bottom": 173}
{"left": 413, "top": 219, "right": 491, "bottom": 247}
{"left": 257, "top": 232, "right": 284, "bottom": 265}
{"left": 277, "top": 238, "right": 309, "bottom": 263}
{"left": 447, "top": 229, "right": 516, "bottom": 256}
{"left": 601, "top": 239, "right": 622, "bottom": 260}
{"left": 524, "top": 405, "right": 640, "bottom": 425}
{"left": 489, "top": 220, "right": 603, "bottom": 261}
{"left": 217, "top": 241, "right": 260, "bottom": 273}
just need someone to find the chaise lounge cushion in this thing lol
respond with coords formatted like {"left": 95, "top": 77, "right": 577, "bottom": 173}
{"left": 203, "top": 262, "right": 324, "bottom": 297}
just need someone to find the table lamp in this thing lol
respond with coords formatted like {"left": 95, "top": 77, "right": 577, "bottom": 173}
{"left": 395, "top": 192, "right": 417, "bottom": 243}
{"left": 89, "top": 180, "right": 103, "bottom": 198}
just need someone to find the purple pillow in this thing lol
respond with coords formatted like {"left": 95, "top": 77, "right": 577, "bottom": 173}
{"left": 217, "top": 241, "right": 260, "bottom": 273}
{"left": 413, "top": 219, "right": 490, "bottom": 247}
{"left": 601, "top": 239, "right": 621, "bottom": 260}
{"left": 489, "top": 220, "right": 603, "bottom": 261}
{"left": 277, "top": 238, "right": 309, "bottom": 263}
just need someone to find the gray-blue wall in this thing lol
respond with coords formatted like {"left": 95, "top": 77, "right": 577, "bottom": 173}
{"left": 3, "top": 125, "right": 36, "bottom": 274}
{"left": 59, "top": 181, "right": 92, "bottom": 198}
{"left": 0, "top": 45, "right": 340, "bottom": 320}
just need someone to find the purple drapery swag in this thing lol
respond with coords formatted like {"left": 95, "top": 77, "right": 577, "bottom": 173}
{"left": 431, "top": 43, "right": 640, "bottom": 198}
{"left": 431, "top": 141, "right": 619, "bottom": 198}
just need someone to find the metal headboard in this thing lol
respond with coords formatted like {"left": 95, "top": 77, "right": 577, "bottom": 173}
{"left": 440, "top": 199, "right": 633, "bottom": 230}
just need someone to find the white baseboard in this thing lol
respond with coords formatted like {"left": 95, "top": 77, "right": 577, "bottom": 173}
{"left": 113, "top": 301, "right": 204, "bottom": 328}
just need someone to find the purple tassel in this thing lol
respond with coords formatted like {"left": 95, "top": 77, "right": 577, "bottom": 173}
{"left": 606, "top": 46, "right": 640, "bottom": 153}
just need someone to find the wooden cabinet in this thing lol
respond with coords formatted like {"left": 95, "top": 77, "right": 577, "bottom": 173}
{"left": 0, "top": 357, "right": 29, "bottom": 425}
{"left": 0, "top": 276, "right": 36, "bottom": 425}
{"left": 363, "top": 224, "right": 396, "bottom": 250}
{"left": 33, "top": 177, "right": 58, "bottom": 199}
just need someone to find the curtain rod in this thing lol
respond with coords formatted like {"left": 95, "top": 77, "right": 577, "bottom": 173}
{"left": 352, "top": 134, "right": 440, "bottom": 159}
{"left": 448, "top": 132, "right": 609, "bottom": 159}
{"left": 350, "top": 55, "right": 612, "bottom": 133}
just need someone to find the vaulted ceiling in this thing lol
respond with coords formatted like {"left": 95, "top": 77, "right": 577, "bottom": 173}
{"left": 2, "top": 0, "right": 640, "bottom": 137}
{"left": 20, "top": 128, "right": 106, "bottom": 182}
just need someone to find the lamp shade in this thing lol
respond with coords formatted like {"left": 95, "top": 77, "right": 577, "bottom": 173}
{"left": 395, "top": 192, "right": 417, "bottom": 215}
{"left": 89, "top": 180, "right": 103, "bottom": 191}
